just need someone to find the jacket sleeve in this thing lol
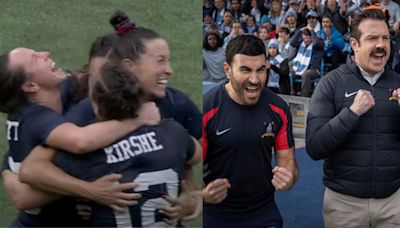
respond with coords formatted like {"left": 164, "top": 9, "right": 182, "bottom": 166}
{"left": 289, "top": 29, "right": 303, "bottom": 48}
{"left": 311, "top": 31, "right": 324, "bottom": 50}
{"left": 331, "top": 28, "right": 345, "bottom": 52}
{"left": 306, "top": 75, "right": 360, "bottom": 160}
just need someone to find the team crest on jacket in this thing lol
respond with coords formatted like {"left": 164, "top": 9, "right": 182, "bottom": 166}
{"left": 262, "top": 121, "right": 275, "bottom": 138}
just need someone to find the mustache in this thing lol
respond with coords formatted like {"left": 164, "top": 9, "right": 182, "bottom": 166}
{"left": 371, "top": 48, "right": 387, "bottom": 56}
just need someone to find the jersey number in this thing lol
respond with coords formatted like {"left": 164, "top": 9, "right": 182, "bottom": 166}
{"left": 114, "top": 169, "right": 179, "bottom": 227}
{"left": 6, "top": 120, "right": 19, "bottom": 141}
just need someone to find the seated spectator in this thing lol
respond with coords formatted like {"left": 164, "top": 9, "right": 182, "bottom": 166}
{"left": 249, "top": 0, "right": 263, "bottom": 24}
{"left": 212, "top": 0, "right": 227, "bottom": 27}
{"left": 230, "top": 0, "right": 247, "bottom": 23}
{"left": 243, "top": 14, "right": 259, "bottom": 35}
{"left": 317, "top": 0, "right": 348, "bottom": 35}
{"left": 203, "top": 9, "right": 216, "bottom": 37}
{"left": 320, "top": 14, "right": 345, "bottom": 70}
{"left": 223, "top": 20, "right": 244, "bottom": 48}
{"left": 266, "top": 39, "right": 291, "bottom": 94}
{"left": 290, "top": 28, "right": 324, "bottom": 97}
{"left": 205, "top": 23, "right": 220, "bottom": 35}
{"left": 278, "top": 26, "right": 297, "bottom": 60}
{"left": 269, "top": 0, "right": 285, "bottom": 26}
{"left": 289, "top": 9, "right": 322, "bottom": 53}
{"left": 258, "top": 27, "right": 271, "bottom": 47}
{"left": 305, "top": 10, "right": 321, "bottom": 34}
{"left": 287, "top": 0, "right": 305, "bottom": 27}
{"left": 298, "top": 0, "right": 319, "bottom": 27}
{"left": 242, "top": 0, "right": 268, "bottom": 17}
{"left": 203, "top": 32, "right": 226, "bottom": 82}
{"left": 282, "top": 8, "right": 301, "bottom": 34}
{"left": 219, "top": 10, "right": 234, "bottom": 39}
{"left": 260, "top": 14, "right": 277, "bottom": 38}
{"left": 203, "top": 0, "right": 215, "bottom": 14}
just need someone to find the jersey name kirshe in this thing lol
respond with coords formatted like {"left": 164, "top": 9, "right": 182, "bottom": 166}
{"left": 104, "top": 131, "right": 164, "bottom": 164}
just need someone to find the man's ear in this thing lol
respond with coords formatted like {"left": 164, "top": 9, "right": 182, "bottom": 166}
{"left": 349, "top": 37, "right": 359, "bottom": 53}
{"left": 224, "top": 62, "right": 232, "bottom": 80}
{"left": 21, "top": 81, "right": 39, "bottom": 93}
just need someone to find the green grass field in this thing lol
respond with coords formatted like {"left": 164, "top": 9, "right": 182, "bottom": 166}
{"left": 0, "top": 0, "right": 202, "bottom": 226}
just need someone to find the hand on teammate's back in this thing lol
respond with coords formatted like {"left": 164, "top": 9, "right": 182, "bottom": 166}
{"left": 159, "top": 180, "right": 202, "bottom": 224}
{"left": 88, "top": 173, "right": 141, "bottom": 212}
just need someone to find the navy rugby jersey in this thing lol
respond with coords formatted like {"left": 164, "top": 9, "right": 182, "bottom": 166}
{"left": 6, "top": 103, "right": 84, "bottom": 227}
{"left": 157, "top": 87, "right": 201, "bottom": 139}
{"left": 202, "top": 83, "right": 294, "bottom": 219}
{"left": 54, "top": 120, "right": 195, "bottom": 227}
{"left": 65, "top": 86, "right": 201, "bottom": 139}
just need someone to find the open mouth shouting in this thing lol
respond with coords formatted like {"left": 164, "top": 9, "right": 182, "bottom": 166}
{"left": 370, "top": 48, "right": 387, "bottom": 65}
{"left": 244, "top": 82, "right": 261, "bottom": 100}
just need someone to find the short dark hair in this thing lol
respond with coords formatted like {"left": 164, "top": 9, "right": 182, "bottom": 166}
{"left": 301, "top": 28, "right": 311, "bottom": 36}
{"left": 350, "top": 9, "right": 388, "bottom": 41}
{"left": 279, "top": 26, "right": 291, "bottom": 36}
{"left": 224, "top": 9, "right": 233, "bottom": 16}
{"left": 225, "top": 35, "right": 266, "bottom": 65}
{"left": 91, "top": 63, "right": 145, "bottom": 121}
{"left": 0, "top": 51, "right": 29, "bottom": 114}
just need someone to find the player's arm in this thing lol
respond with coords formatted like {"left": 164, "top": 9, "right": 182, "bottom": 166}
{"left": 20, "top": 146, "right": 140, "bottom": 211}
{"left": 159, "top": 136, "right": 202, "bottom": 222}
{"left": 180, "top": 165, "right": 203, "bottom": 221}
{"left": 47, "top": 102, "right": 160, "bottom": 154}
{"left": 272, "top": 147, "right": 298, "bottom": 191}
{"left": 1, "top": 149, "right": 59, "bottom": 210}
{"left": 2, "top": 169, "right": 59, "bottom": 210}
{"left": 186, "top": 137, "right": 202, "bottom": 165}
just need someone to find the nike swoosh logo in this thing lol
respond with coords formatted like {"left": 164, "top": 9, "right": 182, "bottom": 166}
{"left": 216, "top": 128, "right": 231, "bottom": 136}
{"left": 344, "top": 91, "right": 358, "bottom": 98}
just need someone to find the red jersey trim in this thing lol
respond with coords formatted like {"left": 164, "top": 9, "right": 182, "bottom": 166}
{"left": 202, "top": 107, "right": 219, "bottom": 160}
{"left": 269, "top": 104, "right": 289, "bottom": 150}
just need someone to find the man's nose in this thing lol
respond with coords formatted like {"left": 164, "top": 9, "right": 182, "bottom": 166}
{"left": 249, "top": 72, "right": 260, "bottom": 84}
{"left": 376, "top": 37, "right": 389, "bottom": 49}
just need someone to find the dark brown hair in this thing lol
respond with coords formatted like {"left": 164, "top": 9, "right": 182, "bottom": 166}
{"left": 301, "top": 28, "right": 311, "bottom": 36}
{"left": 109, "top": 10, "right": 162, "bottom": 62}
{"left": 91, "top": 63, "right": 145, "bottom": 120}
{"left": 0, "top": 51, "right": 29, "bottom": 114}
{"left": 203, "top": 32, "right": 224, "bottom": 50}
{"left": 350, "top": 9, "right": 388, "bottom": 42}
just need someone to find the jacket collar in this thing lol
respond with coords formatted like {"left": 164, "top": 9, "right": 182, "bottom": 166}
{"left": 346, "top": 55, "right": 390, "bottom": 82}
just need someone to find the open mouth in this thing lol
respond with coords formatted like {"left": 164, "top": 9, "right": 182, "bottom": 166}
{"left": 51, "top": 61, "right": 59, "bottom": 72}
{"left": 245, "top": 85, "right": 260, "bottom": 97}
{"left": 157, "top": 79, "right": 168, "bottom": 86}
{"left": 50, "top": 61, "right": 66, "bottom": 79}
{"left": 370, "top": 49, "right": 386, "bottom": 58}
{"left": 370, "top": 53, "right": 385, "bottom": 63}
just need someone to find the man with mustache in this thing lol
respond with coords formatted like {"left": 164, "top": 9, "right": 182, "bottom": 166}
{"left": 306, "top": 9, "right": 400, "bottom": 227}
{"left": 202, "top": 35, "right": 297, "bottom": 227}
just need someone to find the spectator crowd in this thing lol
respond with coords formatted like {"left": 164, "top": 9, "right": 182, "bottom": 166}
{"left": 203, "top": 0, "right": 400, "bottom": 97}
